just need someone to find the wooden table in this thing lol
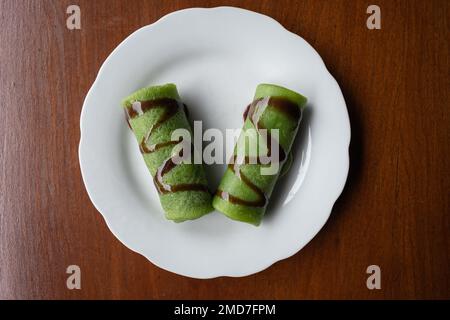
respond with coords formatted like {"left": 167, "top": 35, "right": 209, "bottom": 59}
{"left": 0, "top": 0, "right": 448, "bottom": 300}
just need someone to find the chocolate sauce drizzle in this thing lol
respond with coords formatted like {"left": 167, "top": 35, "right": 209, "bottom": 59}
{"left": 216, "top": 96, "right": 302, "bottom": 208}
{"left": 154, "top": 148, "right": 209, "bottom": 194}
{"left": 125, "top": 98, "right": 209, "bottom": 195}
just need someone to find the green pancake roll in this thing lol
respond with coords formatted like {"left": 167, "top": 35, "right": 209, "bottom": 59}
{"left": 212, "top": 84, "right": 307, "bottom": 226}
{"left": 122, "top": 83, "right": 213, "bottom": 222}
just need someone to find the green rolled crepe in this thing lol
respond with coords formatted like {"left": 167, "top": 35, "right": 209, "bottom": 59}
{"left": 212, "top": 84, "right": 307, "bottom": 226}
{"left": 122, "top": 84, "right": 213, "bottom": 222}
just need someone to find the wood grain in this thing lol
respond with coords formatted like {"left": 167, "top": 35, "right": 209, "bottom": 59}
{"left": 0, "top": 0, "right": 448, "bottom": 299}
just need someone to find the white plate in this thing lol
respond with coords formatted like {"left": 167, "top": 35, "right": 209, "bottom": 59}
{"left": 79, "top": 7, "right": 350, "bottom": 278}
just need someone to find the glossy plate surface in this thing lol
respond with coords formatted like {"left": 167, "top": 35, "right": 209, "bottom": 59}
{"left": 79, "top": 7, "right": 350, "bottom": 278}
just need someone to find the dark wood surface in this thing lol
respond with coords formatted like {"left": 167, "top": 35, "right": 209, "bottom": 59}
{"left": 0, "top": 0, "right": 448, "bottom": 299}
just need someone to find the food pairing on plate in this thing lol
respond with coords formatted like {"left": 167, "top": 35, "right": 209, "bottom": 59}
{"left": 123, "top": 83, "right": 307, "bottom": 226}
{"left": 79, "top": 7, "right": 349, "bottom": 278}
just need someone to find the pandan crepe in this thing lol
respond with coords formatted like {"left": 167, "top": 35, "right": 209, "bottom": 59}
{"left": 212, "top": 84, "right": 307, "bottom": 226}
{"left": 122, "top": 84, "right": 213, "bottom": 222}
